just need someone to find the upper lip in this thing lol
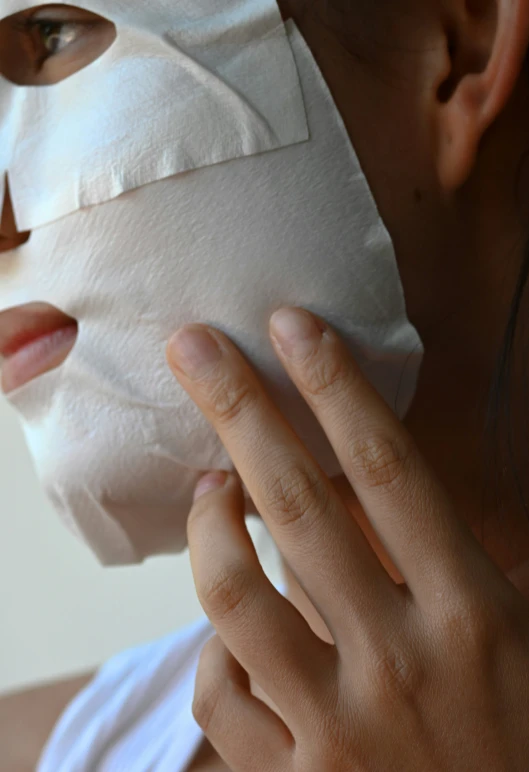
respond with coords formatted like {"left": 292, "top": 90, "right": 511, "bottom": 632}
{"left": 0, "top": 303, "right": 78, "bottom": 358}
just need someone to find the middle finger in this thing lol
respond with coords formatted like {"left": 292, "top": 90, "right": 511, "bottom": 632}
{"left": 167, "top": 325, "right": 403, "bottom": 646}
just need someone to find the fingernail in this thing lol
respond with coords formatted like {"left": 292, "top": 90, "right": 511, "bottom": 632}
{"left": 193, "top": 471, "right": 228, "bottom": 502}
{"left": 270, "top": 308, "right": 324, "bottom": 357}
{"left": 169, "top": 326, "right": 222, "bottom": 378}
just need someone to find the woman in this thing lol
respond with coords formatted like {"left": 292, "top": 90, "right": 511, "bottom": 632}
{"left": 2, "top": 0, "right": 529, "bottom": 769}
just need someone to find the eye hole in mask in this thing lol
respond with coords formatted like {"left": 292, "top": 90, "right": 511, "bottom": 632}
{"left": 0, "top": 4, "right": 117, "bottom": 86}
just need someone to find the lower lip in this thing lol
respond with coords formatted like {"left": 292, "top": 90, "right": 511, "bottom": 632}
{"left": 1, "top": 325, "right": 78, "bottom": 394}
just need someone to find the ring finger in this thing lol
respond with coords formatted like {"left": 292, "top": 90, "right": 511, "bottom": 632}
{"left": 188, "top": 472, "right": 335, "bottom": 727}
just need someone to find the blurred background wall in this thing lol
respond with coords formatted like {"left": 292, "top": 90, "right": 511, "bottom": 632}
{"left": 0, "top": 396, "right": 282, "bottom": 695}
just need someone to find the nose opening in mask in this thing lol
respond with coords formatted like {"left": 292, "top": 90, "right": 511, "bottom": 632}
{"left": 0, "top": 174, "right": 31, "bottom": 253}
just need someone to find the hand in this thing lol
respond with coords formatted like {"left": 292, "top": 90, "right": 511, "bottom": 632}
{"left": 167, "top": 308, "right": 529, "bottom": 771}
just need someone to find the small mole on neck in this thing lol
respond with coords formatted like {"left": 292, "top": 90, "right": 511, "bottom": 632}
{"left": 413, "top": 188, "right": 423, "bottom": 203}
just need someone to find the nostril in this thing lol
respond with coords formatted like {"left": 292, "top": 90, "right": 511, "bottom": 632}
{"left": 0, "top": 175, "right": 31, "bottom": 253}
{"left": 0, "top": 230, "right": 31, "bottom": 253}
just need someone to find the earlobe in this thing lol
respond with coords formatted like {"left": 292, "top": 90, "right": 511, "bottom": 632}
{"left": 435, "top": 0, "right": 529, "bottom": 191}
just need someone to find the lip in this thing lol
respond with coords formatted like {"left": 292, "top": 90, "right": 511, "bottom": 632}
{"left": 0, "top": 304, "right": 78, "bottom": 394}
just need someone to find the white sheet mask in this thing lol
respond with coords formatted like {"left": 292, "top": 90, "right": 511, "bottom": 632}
{"left": 0, "top": 0, "right": 424, "bottom": 565}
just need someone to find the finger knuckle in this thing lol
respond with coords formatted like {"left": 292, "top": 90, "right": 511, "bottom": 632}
{"left": 302, "top": 351, "right": 349, "bottom": 402}
{"left": 199, "top": 563, "right": 253, "bottom": 623}
{"left": 265, "top": 464, "right": 327, "bottom": 531}
{"left": 208, "top": 376, "right": 256, "bottom": 426}
{"left": 192, "top": 679, "right": 223, "bottom": 733}
{"left": 366, "top": 639, "right": 422, "bottom": 706}
{"left": 347, "top": 433, "right": 413, "bottom": 494}
{"left": 439, "top": 597, "right": 497, "bottom": 655}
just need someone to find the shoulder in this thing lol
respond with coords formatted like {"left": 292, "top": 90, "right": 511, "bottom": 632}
{"left": 0, "top": 673, "right": 94, "bottom": 772}
{"left": 1, "top": 616, "right": 214, "bottom": 771}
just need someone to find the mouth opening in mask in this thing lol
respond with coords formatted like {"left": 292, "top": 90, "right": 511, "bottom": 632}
{"left": 0, "top": 302, "right": 78, "bottom": 394}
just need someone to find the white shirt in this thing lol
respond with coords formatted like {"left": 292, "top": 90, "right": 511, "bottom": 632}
{"left": 38, "top": 582, "right": 287, "bottom": 771}
{"left": 37, "top": 614, "right": 216, "bottom": 772}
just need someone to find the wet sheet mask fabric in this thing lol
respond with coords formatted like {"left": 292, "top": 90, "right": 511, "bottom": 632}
{"left": 0, "top": 0, "right": 424, "bottom": 565}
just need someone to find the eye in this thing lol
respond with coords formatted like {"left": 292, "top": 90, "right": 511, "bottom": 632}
{"left": 20, "top": 18, "right": 86, "bottom": 59}
{"left": 0, "top": 4, "right": 117, "bottom": 87}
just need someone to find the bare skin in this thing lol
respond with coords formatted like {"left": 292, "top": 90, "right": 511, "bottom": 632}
{"left": 0, "top": 673, "right": 94, "bottom": 771}
{"left": 3, "top": 0, "right": 529, "bottom": 768}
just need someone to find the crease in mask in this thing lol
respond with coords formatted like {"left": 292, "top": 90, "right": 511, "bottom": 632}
{"left": 70, "top": 366, "right": 185, "bottom": 412}
{"left": 70, "top": 485, "right": 141, "bottom": 564}
{"left": 165, "top": 14, "right": 288, "bottom": 57}
{"left": 160, "top": 36, "right": 280, "bottom": 150}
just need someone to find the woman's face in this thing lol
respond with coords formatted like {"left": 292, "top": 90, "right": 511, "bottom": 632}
{"left": 0, "top": 0, "right": 423, "bottom": 564}
{"left": 3, "top": 0, "right": 524, "bottom": 386}
{"left": 1, "top": 0, "right": 527, "bottom": 565}
{"left": 4, "top": 0, "right": 526, "bottom": 366}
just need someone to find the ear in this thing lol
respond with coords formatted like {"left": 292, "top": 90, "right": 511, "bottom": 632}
{"left": 436, "top": 0, "right": 529, "bottom": 191}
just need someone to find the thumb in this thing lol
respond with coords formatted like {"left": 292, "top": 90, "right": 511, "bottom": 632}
{"left": 193, "top": 471, "right": 234, "bottom": 503}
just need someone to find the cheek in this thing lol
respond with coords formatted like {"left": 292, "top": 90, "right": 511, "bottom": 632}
{"left": 0, "top": 21, "right": 41, "bottom": 85}
{"left": 0, "top": 28, "right": 23, "bottom": 83}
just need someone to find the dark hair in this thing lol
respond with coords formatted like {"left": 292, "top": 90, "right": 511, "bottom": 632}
{"left": 483, "top": 248, "right": 529, "bottom": 554}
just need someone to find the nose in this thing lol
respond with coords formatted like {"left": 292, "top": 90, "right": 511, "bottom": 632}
{"left": 0, "top": 175, "right": 31, "bottom": 253}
